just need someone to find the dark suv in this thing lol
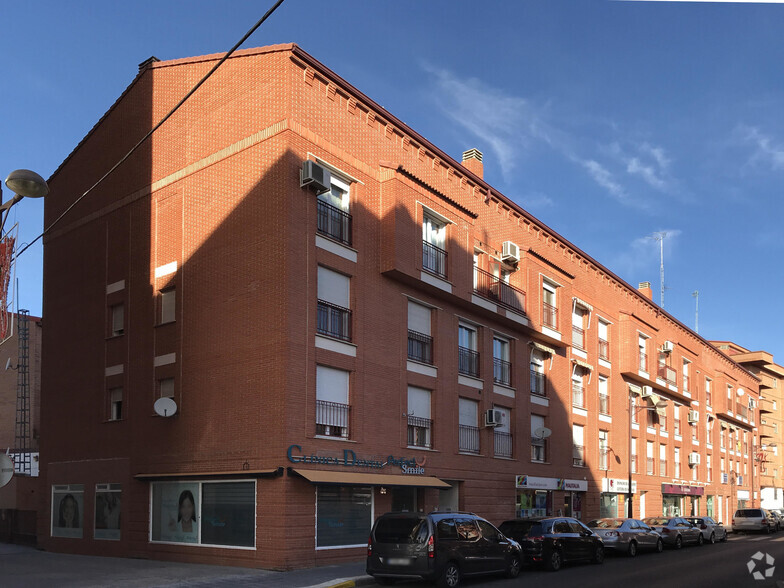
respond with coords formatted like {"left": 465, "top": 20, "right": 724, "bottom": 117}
{"left": 499, "top": 517, "right": 604, "bottom": 571}
{"left": 366, "top": 511, "right": 522, "bottom": 587}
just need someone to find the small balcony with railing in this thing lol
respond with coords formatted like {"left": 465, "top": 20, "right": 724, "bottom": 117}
{"left": 493, "top": 358, "right": 511, "bottom": 386}
{"left": 317, "top": 300, "right": 352, "bottom": 342}
{"left": 638, "top": 350, "right": 648, "bottom": 373}
{"left": 573, "top": 444, "right": 585, "bottom": 467}
{"left": 422, "top": 240, "right": 448, "bottom": 279}
{"left": 682, "top": 373, "right": 690, "bottom": 393}
{"left": 542, "top": 302, "right": 557, "bottom": 330}
{"left": 659, "top": 459, "right": 667, "bottom": 476}
{"left": 530, "top": 370, "right": 547, "bottom": 397}
{"left": 459, "top": 425, "right": 480, "bottom": 454}
{"left": 598, "top": 338, "right": 609, "bottom": 361}
{"left": 531, "top": 437, "right": 547, "bottom": 462}
{"left": 572, "top": 382, "right": 585, "bottom": 409}
{"left": 408, "top": 330, "right": 433, "bottom": 365}
{"left": 572, "top": 326, "right": 585, "bottom": 351}
{"left": 458, "top": 346, "right": 480, "bottom": 378}
{"left": 736, "top": 404, "right": 749, "bottom": 420}
{"left": 316, "top": 400, "right": 350, "bottom": 438}
{"left": 473, "top": 267, "right": 526, "bottom": 314}
{"left": 658, "top": 362, "right": 677, "bottom": 387}
{"left": 599, "top": 448, "right": 609, "bottom": 471}
{"left": 494, "top": 431, "right": 513, "bottom": 458}
{"left": 407, "top": 415, "right": 432, "bottom": 449}
{"left": 599, "top": 393, "right": 610, "bottom": 415}
{"left": 647, "top": 457, "right": 655, "bottom": 475}
{"left": 317, "top": 199, "right": 352, "bottom": 246}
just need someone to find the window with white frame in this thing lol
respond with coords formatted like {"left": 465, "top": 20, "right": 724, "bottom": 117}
{"left": 458, "top": 398, "right": 480, "bottom": 453}
{"left": 494, "top": 406, "right": 512, "bottom": 458}
{"left": 531, "top": 414, "right": 546, "bottom": 462}
{"left": 458, "top": 323, "right": 479, "bottom": 378}
{"left": 317, "top": 266, "right": 351, "bottom": 341}
{"left": 317, "top": 175, "right": 352, "bottom": 246}
{"left": 422, "top": 214, "right": 447, "bottom": 277}
{"left": 407, "top": 301, "right": 433, "bottom": 364}
{"left": 94, "top": 483, "right": 122, "bottom": 540}
{"left": 682, "top": 358, "right": 691, "bottom": 392}
{"left": 542, "top": 280, "right": 558, "bottom": 329}
{"left": 493, "top": 336, "right": 511, "bottom": 386}
{"left": 407, "top": 386, "right": 432, "bottom": 449}
{"left": 674, "top": 404, "right": 681, "bottom": 436}
{"left": 638, "top": 334, "right": 648, "bottom": 372}
{"left": 631, "top": 438, "right": 638, "bottom": 473}
{"left": 571, "top": 306, "right": 586, "bottom": 350}
{"left": 110, "top": 304, "right": 124, "bottom": 336}
{"left": 316, "top": 365, "right": 350, "bottom": 438}
{"left": 599, "top": 431, "right": 609, "bottom": 470}
{"left": 647, "top": 441, "right": 654, "bottom": 475}
{"left": 659, "top": 443, "right": 667, "bottom": 476}
{"left": 109, "top": 388, "right": 123, "bottom": 421}
{"left": 674, "top": 447, "right": 681, "bottom": 478}
{"left": 705, "top": 378, "right": 712, "bottom": 406}
{"left": 598, "top": 319, "right": 610, "bottom": 361}
{"left": 530, "top": 350, "right": 546, "bottom": 396}
{"left": 52, "top": 484, "right": 84, "bottom": 538}
{"left": 573, "top": 425, "right": 585, "bottom": 466}
{"left": 598, "top": 376, "right": 609, "bottom": 415}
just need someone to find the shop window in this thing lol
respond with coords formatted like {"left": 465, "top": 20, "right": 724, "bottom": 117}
{"left": 94, "top": 483, "right": 122, "bottom": 540}
{"left": 52, "top": 484, "right": 84, "bottom": 538}
{"left": 316, "top": 485, "right": 372, "bottom": 548}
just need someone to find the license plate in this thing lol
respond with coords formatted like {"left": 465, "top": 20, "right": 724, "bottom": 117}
{"left": 387, "top": 557, "right": 411, "bottom": 566}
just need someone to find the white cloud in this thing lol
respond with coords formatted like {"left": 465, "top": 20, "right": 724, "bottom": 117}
{"left": 580, "top": 159, "right": 626, "bottom": 199}
{"left": 610, "top": 229, "right": 683, "bottom": 280}
{"left": 736, "top": 125, "right": 784, "bottom": 171}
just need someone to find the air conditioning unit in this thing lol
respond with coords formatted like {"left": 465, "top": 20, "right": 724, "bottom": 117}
{"left": 687, "top": 410, "right": 699, "bottom": 424}
{"left": 641, "top": 386, "right": 653, "bottom": 398}
{"left": 688, "top": 452, "right": 700, "bottom": 466}
{"left": 484, "top": 409, "right": 503, "bottom": 427}
{"left": 661, "top": 340, "right": 674, "bottom": 353}
{"left": 501, "top": 241, "right": 520, "bottom": 263}
{"left": 301, "top": 160, "right": 331, "bottom": 194}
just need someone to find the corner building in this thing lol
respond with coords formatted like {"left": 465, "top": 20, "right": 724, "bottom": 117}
{"left": 40, "top": 44, "right": 759, "bottom": 568}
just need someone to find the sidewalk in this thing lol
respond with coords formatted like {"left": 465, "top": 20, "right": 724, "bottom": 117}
{"left": 0, "top": 544, "right": 376, "bottom": 588}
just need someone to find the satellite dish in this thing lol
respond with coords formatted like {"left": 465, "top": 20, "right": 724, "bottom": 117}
{"left": 154, "top": 397, "right": 177, "bottom": 417}
{"left": 737, "top": 388, "right": 745, "bottom": 397}
{"left": 0, "top": 454, "right": 14, "bottom": 488}
{"left": 533, "top": 427, "right": 552, "bottom": 439}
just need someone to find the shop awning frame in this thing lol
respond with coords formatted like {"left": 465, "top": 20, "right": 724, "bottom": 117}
{"left": 135, "top": 467, "right": 283, "bottom": 481}
{"left": 288, "top": 467, "right": 452, "bottom": 488}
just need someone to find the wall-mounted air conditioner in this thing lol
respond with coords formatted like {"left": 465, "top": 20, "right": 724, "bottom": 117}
{"left": 484, "top": 409, "right": 503, "bottom": 427}
{"left": 641, "top": 386, "right": 653, "bottom": 398}
{"left": 501, "top": 241, "right": 520, "bottom": 263}
{"left": 687, "top": 410, "right": 699, "bottom": 424}
{"left": 662, "top": 340, "right": 675, "bottom": 353}
{"left": 301, "top": 160, "right": 331, "bottom": 194}
{"left": 688, "top": 452, "right": 700, "bottom": 466}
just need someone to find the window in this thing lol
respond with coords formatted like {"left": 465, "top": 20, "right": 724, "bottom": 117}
{"left": 659, "top": 444, "right": 667, "bottom": 476}
{"left": 571, "top": 369, "right": 585, "bottom": 409}
{"left": 94, "top": 483, "right": 122, "bottom": 540}
{"left": 674, "top": 447, "right": 681, "bottom": 478}
{"left": 573, "top": 425, "right": 585, "bottom": 466}
{"left": 707, "top": 454, "right": 712, "bottom": 482}
{"left": 530, "top": 350, "right": 546, "bottom": 397}
{"left": 638, "top": 334, "right": 648, "bottom": 372}
{"left": 151, "top": 481, "right": 255, "bottom": 547}
{"left": 632, "top": 395, "right": 639, "bottom": 424}
{"left": 659, "top": 406, "right": 667, "bottom": 433}
{"left": 159, "top": 378, "right": 174, "bottom": 399}
{"left": 707, "top": 417, "right": 714, "bottom": 446}
{"left": 109, "top": 388, "right": 123, "bottom": 421}
{"left": 598, "top": 319, "right": 609, "bottom": 361}
{"left": 599, "top": 431, "right": 609, "bottom": 470}
{"left": 674, "top": 404, "right": 681, "bottom": 436}
{"left": 110, "top": 304, "right": 124, "bottom": 336}
{"left": 598, "top": 376, "right": 609, "bottom": 415}
{"left": 422, "top": 214, "right": 447, "bottom": 278}
{"left": 493, "top": 336, "right": 511, "bottom": 386}
{"left": 682, "top": 359, "right": 691, "bottom": 393}
{"left": 705, "top": 378, "right": 712, "bottom": 406}
{"left": 407, "top": 301, "right": 433, "bottom": 364}
{"left": 52, "top": 484, "right": 84, "bottom": 538}
{"left": 317, "top": 176, "right": 352, "bottom": 246}
{"left": 316, "top": 366, "right": 350, "bottom": 438}
{"left": 542, "top": 280, "right": 557, "bottom": 329}
{"left": 458, "top": 323, "right": 479, "bottom": 378}
{"left": 160, "top": 288, "right": 176, "bottom": 324}
{"left": 647, "top": 441, "right": 654, "bottom": 475}
{"left": 458, "top": 398, "right": 480, "bottom": 454}
{"left": 572, "top": 307, "right": 586, "bottom": 350}
{"left": 531, "top": 415, "right": 547, "bottom": 462}
{"left": 494, "top": 406, "right": 512, "bottom": 458}
{"left": 407, "top": 386, "right": 432, "bottom": 449}
{"left": 317, "top": 266, "right": 351, "bottom": 341}
{"left": 631, "top": 438, "right": 637, "bottom": 473}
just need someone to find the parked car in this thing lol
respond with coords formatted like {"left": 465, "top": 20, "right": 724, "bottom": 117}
{"left": 499, "top": 517, "right": 604, "bottom": 571}
{"left": 768, "top": 510, "right": 784, "bottom": 532}
{"left": 685, "top": 516, "right": 728, "bottom": 543}
{"left": 733, "top": 508, "right": 778, "bottom": 534}
{"left": 366, "top": 511, "right": 522, "bottom": 587}
{"left": 642, "top": 517, "right": 703, "bottom": 549}
{"left": 586, "top": 518, "right": 663, "bottom": 556}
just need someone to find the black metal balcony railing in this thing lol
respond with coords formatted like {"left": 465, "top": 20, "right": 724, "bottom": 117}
{"left": 459, "top": 424, "right": 480, "bottom": 454}
{"left": 317, "top": 300, "right": 352, "bottom": 342}
{"left": 422, "top": 240, "right": 447, "bottom": 279}
{"left": 658, "top": 362, "right": 677, "bottom": 386}
{"left": 647, "top": 457, "right": 655, "bottom": 475}
{"left": 407, "top": 330, "right": 433, "bottom": 364}
{"left": 598, "top": 338, "right": 609, "bottom": 361}
{"left": 530, "top": 370, "right": 547, "bottom": 397}
{"left": 572, "top": 325, "right": 585, "bottom": 350}
{"left": 494, "top": 431, "right": 513, "bottom": 458}
{"left": 599, "top": 448, "right": 609, "bottom": 471}
{"left": 316, "top": 400, "right": 350, "bottom": 438}
{"left": 639, "top": 351, "right": 648, "bottom": 372}
{"left": 599, "top": 393, "right": 610, "bottom": 415}
{"left": 542, "top": 302, "right": 557, "bottom": 329}
{"left": 573, "top": 444, "right": 585, "bottom": 467}
{"left": 317, "top": 199, "right": 352, "bottom": 246}
{"left": 493, "top": 358, "right": 511, "bottom": 386}
{"left": 458, "top": 346, "right": 480, "bottom": 378}
{"left": 531, "top": 438, "right": 547, "bottom": 462}
{"left": 407, "top": 415, "right": 432, "bottom": 449}
{"left": 572, "top": 382, "right": 585, "bottom": 408}
{"left": 473, "top": 267, "right": 526, "bottom": 314}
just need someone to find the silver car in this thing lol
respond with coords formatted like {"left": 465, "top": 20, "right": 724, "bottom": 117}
{"left": 733, "top": 508, "right": 778, "bottom": 534}
{"left": 587, "top": 518, "right": 663, "bottom": 557}
{"left": 685, "top": 516, "right": 728, "bottom": 543}
{"left": 642, "top": 517, "right": 703, "bottom": 549}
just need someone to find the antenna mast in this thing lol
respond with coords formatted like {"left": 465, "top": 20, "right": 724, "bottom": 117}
{"left": 650, "top": 232, "right": 667, "bottom": 308}
{"left": 692, "top": 290, "right": 699, "bottom": 333}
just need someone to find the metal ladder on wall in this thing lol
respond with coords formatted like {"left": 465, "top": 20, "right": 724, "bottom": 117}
{"left": 14, "top": 310, "right": 31, "bottom": 476}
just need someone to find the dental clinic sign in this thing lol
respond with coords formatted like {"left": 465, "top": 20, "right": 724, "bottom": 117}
{"left": 287, "top": 444, "right": 427, "bottom": 474}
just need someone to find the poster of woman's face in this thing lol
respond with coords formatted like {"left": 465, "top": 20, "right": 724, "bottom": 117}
{"left": 52, "top": 488, "right": 84, "bottom": 538}
{"left": 94, "top": 489, "right": 122, "bottom": 540}
{"left": 160, "top": 483, "right": 199, "bottom": 543}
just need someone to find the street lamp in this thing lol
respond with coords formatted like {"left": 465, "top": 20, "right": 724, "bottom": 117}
{"left": 1, "top": 169, "right": 48, "bottom": 234}
{"left": 628, "top": 391, "right": 668, "bottom": 517}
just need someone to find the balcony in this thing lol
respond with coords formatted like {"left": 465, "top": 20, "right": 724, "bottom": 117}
{"left": 316, "top": 400, "right": 350, "bottom": 438}
{"left": 407, "top": 415, "right": 432, "bottom": 449}
{"left": 647, "top": 457, "right": 655, "bottom": 475}
{"left": 573, "top": 444, "right": 585, "bottom": 467}
{"left": 531, "top": 437, "right": 547, "bottom": 462}
{"left": 759, "top": 398, "right": 775, "bottom": 413}
{"left": 660, "top": 460, "right": 667, "bottom": 476}
{"left": 542, "top": 302, "right": 557, "bottom": 330}
{"left": 658, "top": 362, "right": 677, "bottom": 387}
{"left": 493, "top": 357, "right": 512, "bottom": 386}
{"left": 682, "top": 373, "right": 690, "bottom": 393}
{"left": 599, "top": 448, "right": 609, "bottom": 471}
{"left": 760, "top": 423, "right": 776, "bottom": 438}
{"left": 422, "top": 240, "right": 447, "bottom": 279}
{"left": 458, "top": 346, "right": 480, "bottom": 378}
{"left": 317, "top": 199, "right": 352, "bottom": 246}
{"left": 473, "top": 266, "right": 525, "bottom": 314}
{"left": 408, "top": 330, "right": 433, "bottom": 364}
{"left": 494, "top": 431, "right": 513, "bottom": 458}
{"left": 572, "top": 382, "right": 585, "bottom": 409}
{"left": 736, "top": 405, "right": 749, "bottom": 420}
{"left": 639, "top": 351, "right": 648, "bottom": 373}
{"left": 572, "top": 325, "right": 585, "bottom": 350}
{"left": 317, "top": 300, "right": 352, "bottom": 342}
{"left": 459, "top": 424, "right": 480, "bottom": 454}
{"left": 530, "top": 370, "right": 547, "bottom": 397}
{"left": 599, "top": 393, "right": 610, "bottom": 415}
{"left": 598, "top": 338, "right": 609, "bottom": 361}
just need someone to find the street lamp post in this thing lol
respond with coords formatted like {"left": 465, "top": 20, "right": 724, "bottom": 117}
{"left": 0, "top": 169, "right": 48, "bottom": 234}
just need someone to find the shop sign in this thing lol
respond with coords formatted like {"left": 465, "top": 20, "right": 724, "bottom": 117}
{"left": 516, "top": 475, "right": 559, "bottom": 490}
{"left": 737, "top": 490, "right": 750, "bottom": 500}
{"left": 286, "top": 445, "right": 427, "bottom": 474}
{"left": 601, "top": 478, "right": 637, "bottom": 494}
{"left": 661, "top": 483, "right": 704, "bottom": 496}
{"left": 558, "top": 479, "right": 588, "bottom": 492}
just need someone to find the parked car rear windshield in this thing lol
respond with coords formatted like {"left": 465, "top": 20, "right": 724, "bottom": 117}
{"left": 643, "top": 517, "right": 669, "bottom": 526}
{"left": 374, "top": 516, "right": 428, "bottom": 544}
{"left": 499, "top": 520, "right": 544, "bottom": 537}
{"left": 736, "top": 509, "right": 763, "bottom": 518}
{"left": 588, "top": 519, "right": 623, "bottom": 529}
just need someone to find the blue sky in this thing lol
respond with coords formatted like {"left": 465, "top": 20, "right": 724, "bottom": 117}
{"left": 2, "top": 1, "right": 783, "bottom": 360}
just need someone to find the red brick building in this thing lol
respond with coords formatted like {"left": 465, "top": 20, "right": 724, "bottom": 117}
{"left": 40, "top": 44, "right": 759, "bottom": 569}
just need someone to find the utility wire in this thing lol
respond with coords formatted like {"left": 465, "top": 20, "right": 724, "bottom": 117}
{"left": 16, "top": 0, "right": 286, "bottom": 260}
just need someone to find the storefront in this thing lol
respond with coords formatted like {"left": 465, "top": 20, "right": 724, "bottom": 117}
{"left": 515, "top": 476, "right": 587, "bottom": 519}
{"left": 561, "top": 479, "right": 588, "bottom": 520}
{"left": 662, "top": 484, "right": 704, "bottom": 517}
{"left": 600, "top": 478, "right": 636, "bottom": 518}
{"left": 737, "top": 490, "right": 750, "bottom": 509}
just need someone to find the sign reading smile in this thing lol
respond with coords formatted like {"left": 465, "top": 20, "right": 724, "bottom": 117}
{"left": 287, "top": 445, "right": 427, "bottom": 474}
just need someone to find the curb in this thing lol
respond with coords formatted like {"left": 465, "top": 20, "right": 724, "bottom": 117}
{"left": 307, "top": 575, "right": 375, "bottom": 588}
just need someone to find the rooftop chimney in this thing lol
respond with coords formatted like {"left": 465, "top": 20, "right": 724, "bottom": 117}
{"left": 462, "top": 148, "right": 483, "bottom": 179}
{"left": 638, "top": 281, "right": 653, "bottom": 300}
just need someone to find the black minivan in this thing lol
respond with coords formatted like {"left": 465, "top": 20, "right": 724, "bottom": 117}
{"left": 366, "top": 511, "right": 522, "bottom": 587}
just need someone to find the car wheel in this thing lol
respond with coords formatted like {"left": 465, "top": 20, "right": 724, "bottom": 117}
{"left": 506, "top": 555, "right": 521, "bottom": 579}
{"left": 721, "top": 531, "right": 728, "bottom": 542}
{"left": 627, "top": 541, "right": 637, "bottom": 557}
{"left": 675, "top": 535, "right": 683, "bottom": 549}
{"left": 709, "top": 532, "right": 716, "bottom": 544}
{"left": 656, "top": 538, "right": 664, "bottom": 553}
{"left": 592, "top": 545, "right": 605, "bottom": 564}
{"left": 438, "top": 562, "right": 460, "bottom": 588}
{"left": 767, "top": 525, "right": 772, "bottom": 534}
{"left": 697, "top": 533, "right": 704, "bottom": 546}
{"left": 545, "top": 549, "right": 563, "bottom": 572}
